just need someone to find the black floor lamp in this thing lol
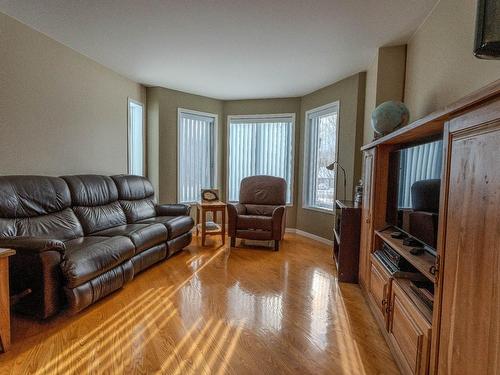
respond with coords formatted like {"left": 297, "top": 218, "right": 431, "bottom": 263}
{"left": 326, "top": 161, "right": 347, "bottom": 202}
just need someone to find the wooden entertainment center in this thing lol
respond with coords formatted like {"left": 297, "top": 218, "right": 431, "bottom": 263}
{"left": 358, "top": 80, "right": 500, "bottom": 375}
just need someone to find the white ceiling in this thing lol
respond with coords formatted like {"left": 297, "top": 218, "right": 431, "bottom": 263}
{"left": 0, "top": 0, "right": 438, "bottom": 100}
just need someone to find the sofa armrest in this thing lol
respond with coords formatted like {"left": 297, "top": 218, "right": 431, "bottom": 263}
{"left": 6, "top": 239, "right": 65, "bottom": 319}
{"left": 0, "top": 237, "right": 66, "bottom": 255}
{"left": 271, "top": 206, "right": 287, "bottom": 240}
{"left": 156, "top": 203, "right": 191, "bottom": 217}
{"left": 227, "top": 203, "right": 246, "bottom": 236}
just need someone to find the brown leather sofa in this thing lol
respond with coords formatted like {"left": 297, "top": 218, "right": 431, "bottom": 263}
{"left": 227, "top": 175, "right": 287, "bottom": 251}
{"left": 0, "top": 174, "right": 193, "bottom": 319}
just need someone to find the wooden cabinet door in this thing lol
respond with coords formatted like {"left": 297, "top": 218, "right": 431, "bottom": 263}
{"left": 388, "top": 282, "right": 432, "bottom": 375}
{"left": 359, "top": 148, "right": 375, "bottom": 288}
{"left": 435, "top": 102, "right": 500, "bottom": 375}
{"left": 369, "top": 256, "right": 391, "bottom": 328}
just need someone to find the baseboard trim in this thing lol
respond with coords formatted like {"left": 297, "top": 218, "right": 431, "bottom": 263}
{"left": 285, "top": 228, "right": 333, "bottom": 246}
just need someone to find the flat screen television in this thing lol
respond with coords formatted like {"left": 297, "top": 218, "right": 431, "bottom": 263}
{"left": 386, "top": 139, "right": 443, "bottom": 254}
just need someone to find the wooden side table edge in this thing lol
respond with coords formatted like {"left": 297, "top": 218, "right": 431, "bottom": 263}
{"left": 0, "top": 248, "right": 15, "bottom": 353}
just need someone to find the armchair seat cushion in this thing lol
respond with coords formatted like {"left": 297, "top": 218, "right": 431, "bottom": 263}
{"left": 91, "top": 223, "right": 168, "bottom": 254}
{"left": 138, "top": 216, "right": 194, "bottom": 239}
{"left": 61, "top": 236, "right": 135, "bottom": 288}
{"left": 237, "top": 215, "right": 273, "bottom": 231}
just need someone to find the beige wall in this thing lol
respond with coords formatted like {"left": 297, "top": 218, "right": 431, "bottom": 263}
{"left": 146, "top": 87, "right": 224, "bottom": 204}
{"left": 405, "top": 0, "right": 500, "bottom": 120}
{"left": 0, "top": 12, "right": 146, "bottom": 176}
{"left": 223, "top": 98, "right": 302, "bottom": 228}
{"left": 296, "top": 73, "right": 366, "bottom": 239}
{"left": 363, "top": 46, "right": 407, "bottom": 145}
{"left": 363, "top": 56, "right": 379, "bottom": 145}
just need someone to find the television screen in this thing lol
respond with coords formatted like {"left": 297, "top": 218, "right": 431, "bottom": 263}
{"left": 386, "top": 140, "right": 443, "bottom": 251}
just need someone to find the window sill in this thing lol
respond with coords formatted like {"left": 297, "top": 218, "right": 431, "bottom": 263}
{"left": 302, "top": 206, "right": 334, "bottom": 215}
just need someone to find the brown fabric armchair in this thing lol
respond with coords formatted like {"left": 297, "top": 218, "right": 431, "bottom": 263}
{"left": 227, "top": 175, "right": 287, "bottom": 251}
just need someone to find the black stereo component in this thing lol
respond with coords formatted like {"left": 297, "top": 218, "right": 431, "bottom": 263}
{"left": 381, "top": 243, "right": 413, "bottom": 271}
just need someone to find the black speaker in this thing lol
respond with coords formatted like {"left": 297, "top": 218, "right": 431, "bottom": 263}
{"left": 474, "top": 0, "right": 500, "bottom": 59}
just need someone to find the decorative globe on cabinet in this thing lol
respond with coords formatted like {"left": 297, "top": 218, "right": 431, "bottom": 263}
{"left": 371, "top": 101, "right": 410, "bottom": 137}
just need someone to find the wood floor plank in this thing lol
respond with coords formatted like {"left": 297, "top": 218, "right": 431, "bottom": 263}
{"left": 0, "top": 233, "right": 400, "bottom": 374}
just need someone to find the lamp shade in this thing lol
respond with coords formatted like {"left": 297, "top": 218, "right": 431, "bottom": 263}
{"left": 474, "top": 0, "right": 500, "bottom": 59}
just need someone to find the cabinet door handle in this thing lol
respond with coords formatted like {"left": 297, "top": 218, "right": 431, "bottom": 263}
{"left": 382, "top": 298, "right": 387, "bottom": 306}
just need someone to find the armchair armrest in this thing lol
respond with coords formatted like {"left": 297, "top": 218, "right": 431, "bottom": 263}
{"left": 227, "top": 203, "right": 246, "bottom": 236}
{"left": 272, "top": 206, "right": 287, "bottom": 240}
{"left": 156, "top": 203, "right": 191, "bottom": 217}
{"left": 0, "top": 237, "right": 65, "bottom": 255}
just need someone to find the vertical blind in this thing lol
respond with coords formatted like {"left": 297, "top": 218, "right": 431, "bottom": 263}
{"left": 398, "top": 140, "right": 443, "bottom": 208}
{"left": 128, "top": 100, "right": 144, "bottom": 176}
{"left": 228, "top": 117, "right": 294, "bottom": 203}
{"left": 304, "top": 105, "right": 338, "bottom": 210}
{"left": 178, "top": 111, "right": 216, "bottom": 203}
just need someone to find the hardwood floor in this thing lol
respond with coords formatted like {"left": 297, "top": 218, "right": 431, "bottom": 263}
{"left": 0, "top": 233, "right": 399, "bottom": 374}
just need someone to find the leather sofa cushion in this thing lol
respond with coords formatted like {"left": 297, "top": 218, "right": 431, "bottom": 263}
{"left": 237, "top": 215, "right": 273, "bottom": 231}
{"left": 62, "top": 175, "right": 127, "bottom": 234}
{"left": 0, "top": 175, "right": 71, "bottom": 218}
{"left": 61, "top": 236, "right": 135, "bottom": 288}
{"left": 112, "top": 175, "right": 157, "bottom": 222}
{"left": 16, "top": 208, "right": 84, "bottom": 240}
{"left": 0, "top": 176, "right": 83, "bottom": 240}
{"left": 119, "top": 199, "right": 156, "bottom": 223}
{"left": 139, "top": 216, "right": 194, "bottom": 239}
{"left": 111, "top": 175, "right": 155, "bottom": 200}
{"left": 62, "top": 175, "right": 119, "bottom": 206}
{"left": 73, "top": 202, "right": 127, "bottom": 234}
{"left": 92, "top": 223, "right": 168, "bottom": 254}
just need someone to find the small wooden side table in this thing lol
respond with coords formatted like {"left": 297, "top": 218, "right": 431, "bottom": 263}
{"left": 196, "top": 201, "right": 226, "bottom": 246}
{"left": 0, "top": 248, "right": 15, "bottom": 353}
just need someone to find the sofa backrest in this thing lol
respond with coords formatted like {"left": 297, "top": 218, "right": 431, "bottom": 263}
{"left": 111, "top": 175, "right": 156, "bottom": 223}
{"left": 239, "top": 175, "right": 287, "bottom": 206}
{"left": 62, "top": 175, "right": 127, "bottom": 234}
{"left": 0, "top": 176, "right": 84, "bottom": 240}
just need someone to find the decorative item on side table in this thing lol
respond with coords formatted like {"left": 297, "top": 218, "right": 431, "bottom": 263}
{"left": 0, "top": 248, "right": 15, "bottom": 353}
{"left": 201, "top": 188, "right": 220, "bottom": 202}
{"left": 196, "top": 189, "right": 226, "bottom": 247}
{"left": 474, "top": 0, "right": 500, "bottom": 59}
{"left": 371, "top": 101, "right": 409, "bottom": 138}
{"left": 333, "top": 200, "right": 361, "bottom": 283}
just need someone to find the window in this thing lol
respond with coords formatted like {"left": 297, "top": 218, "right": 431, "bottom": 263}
{"left": 178, "top": 109, "right": 217, "bottom": 203}
{"left": 128, "top": 99, "right": 144, "bottom": 176}
{"left": 303, "top": 102, "right": 339, "bottom": 212}
{"left": 227, "top": 114, "right": 295, "bottom": 203}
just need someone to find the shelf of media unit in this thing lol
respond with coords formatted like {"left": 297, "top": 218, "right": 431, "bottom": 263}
{"left": 375, "top": 229, "right": 436, "bottom": 283}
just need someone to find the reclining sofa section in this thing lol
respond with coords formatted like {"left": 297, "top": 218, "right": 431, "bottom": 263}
{"left": 0, "top": 174, "right": 194, "bottom": 319}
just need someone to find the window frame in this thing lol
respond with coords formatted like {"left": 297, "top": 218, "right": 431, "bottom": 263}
{"left": 302, "top": 101, "right": 340, "bottom": 214}
{"left": 226, "top": 113, "right": 296, "bottom": 206}
{"left": 177, "top": 107, "right": 219, "bottom": 204}
{"left": 127, "top": 98, "right": 145, "bottom": 176}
